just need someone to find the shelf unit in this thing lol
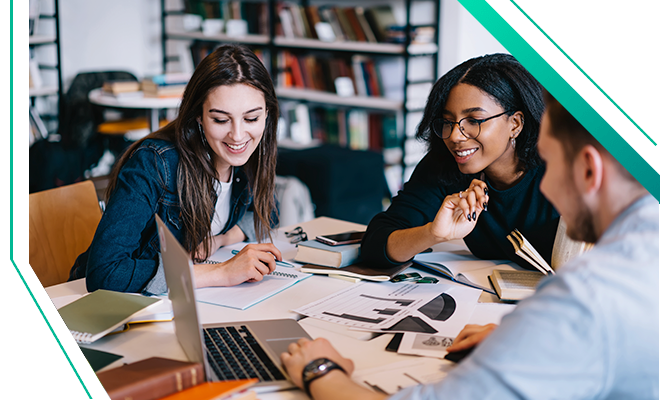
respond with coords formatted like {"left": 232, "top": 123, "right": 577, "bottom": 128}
{"left": 29, "top": 0, "right": 63, "bottom": 139}
{"left": 28, "top": 0, "right": 63, "bottom": 143}
{"left": 160, "top": 0, "right": 439, "bottom": 194}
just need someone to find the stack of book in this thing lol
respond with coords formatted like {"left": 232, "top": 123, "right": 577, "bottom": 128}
{"left": 294, "top": 239, "right": 361, "bottom": 268}
{"left": 141, "top": 73, "right": 191, "bottom": 98}
{"left": 97, "top": 356, "right": 258, "bottom": 400}
{"left": 102, "top": 80, "right": 142, "bottom": 98}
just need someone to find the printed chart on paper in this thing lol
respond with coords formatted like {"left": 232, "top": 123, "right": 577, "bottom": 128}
{"left": 294, "top": 281, "right": 482, "bottom": 335}
{"left": 293, "top": 282, "right": 450, "bottom": 331}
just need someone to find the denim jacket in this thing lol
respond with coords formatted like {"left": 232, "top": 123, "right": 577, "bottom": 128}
{"left": 69, "top": 138, "right": 256, "bottom": 294}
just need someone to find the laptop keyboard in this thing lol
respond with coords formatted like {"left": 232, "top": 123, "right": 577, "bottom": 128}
{"left": 204, "top": 325, "right": 286, "bottom": 382}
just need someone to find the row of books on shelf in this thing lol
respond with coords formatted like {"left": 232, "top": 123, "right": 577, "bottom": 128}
{"left": 276, "top": 50, "right": 434, "bottom": 108}
{"left": 275, "top": 3, "right": 435, "bottom": 45}
{"left": 277, "top": 51, "right": 405, "bottom": 100}
{"left": 183, "top": 0, "right": 269, "bottom": 36}
{"left": 282, "top": 103, "right": 403, "bottom": 154}
{"left": 178, "top": 1, "right": 436, "bottom": 46}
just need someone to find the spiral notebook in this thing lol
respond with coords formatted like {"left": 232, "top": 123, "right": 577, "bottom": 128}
{"left": 195, "top": 264, "right": 312, "bottom": 310}
{"left": 57, "top": 289, "right": 160, "bottom": 344}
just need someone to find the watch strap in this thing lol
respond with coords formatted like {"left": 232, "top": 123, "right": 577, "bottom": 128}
{"left": 302, "top": 358, "right": 345, "bottom": 398}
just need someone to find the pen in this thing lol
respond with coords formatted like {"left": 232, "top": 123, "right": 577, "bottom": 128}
{"left": 231, "top": 249, "right": 295, "bottom": 268}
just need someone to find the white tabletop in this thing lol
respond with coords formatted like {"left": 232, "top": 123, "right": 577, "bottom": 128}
{"left": 47, "top": 217, "right": 515, "bottom": 399}
{"left": 88, "top": 88, "right": 182, "bottom": 110}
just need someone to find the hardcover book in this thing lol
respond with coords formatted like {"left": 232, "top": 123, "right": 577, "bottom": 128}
{"left": 294, "top": 239, "right": 360, "bottom": 268}
{"left": 96, "top": 357, "right": 204, "bottom": 400}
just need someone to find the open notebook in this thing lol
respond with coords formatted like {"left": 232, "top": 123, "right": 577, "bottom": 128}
{"left": 197, "top": 257, "right": 311, "bottom": 310}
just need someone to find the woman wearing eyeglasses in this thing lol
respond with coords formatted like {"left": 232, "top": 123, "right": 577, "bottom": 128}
{"left": 361, "top": 53, "right": 560, "bottom": 270}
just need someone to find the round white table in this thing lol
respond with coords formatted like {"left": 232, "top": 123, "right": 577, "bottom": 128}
{"left": 88, "top": 88, "right": 182, "bottom": 133}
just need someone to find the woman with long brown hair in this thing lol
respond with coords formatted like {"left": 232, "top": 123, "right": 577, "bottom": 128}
{"left": 70, "top": 44, "right": 282, "bottom": 294}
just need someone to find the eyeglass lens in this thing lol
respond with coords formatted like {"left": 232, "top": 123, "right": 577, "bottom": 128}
{"left": 433, "top": 118, "right": 480, "bottom": 139}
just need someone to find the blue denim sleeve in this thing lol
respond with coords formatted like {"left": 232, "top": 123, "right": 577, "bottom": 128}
{"left": 237, "top": 210, "right": 256, "bottom": 242}
{"left": 85, "top": 146, "right": 170, "bottom": 293}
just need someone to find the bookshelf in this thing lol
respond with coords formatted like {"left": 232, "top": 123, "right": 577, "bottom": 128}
{"left": 29, "top": 0, "right": 63, "bottom": 141}
{"left": 160, "top": 0, "right": 439, "bottom": 195}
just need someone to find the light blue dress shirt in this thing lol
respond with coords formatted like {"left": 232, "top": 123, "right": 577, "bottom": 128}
{"left": 390, "top": 195, "right": 659, "bottom": 400}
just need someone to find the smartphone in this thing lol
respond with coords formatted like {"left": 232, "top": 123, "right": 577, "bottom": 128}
{"left": 315, "top": 231, "right": 365, "bottom": 246}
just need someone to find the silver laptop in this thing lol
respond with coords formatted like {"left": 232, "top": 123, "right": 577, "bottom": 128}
{"left": 156, "top": 215, "right": 311, "bottom": 392}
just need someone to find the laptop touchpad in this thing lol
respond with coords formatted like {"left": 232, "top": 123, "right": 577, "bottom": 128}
{"left": 266, "top": 338, "right": 304, "bottom": 357}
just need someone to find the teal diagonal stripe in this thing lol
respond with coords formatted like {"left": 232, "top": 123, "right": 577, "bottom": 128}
{"left": 458, "top": 0, "right": 660, "bottom": 201}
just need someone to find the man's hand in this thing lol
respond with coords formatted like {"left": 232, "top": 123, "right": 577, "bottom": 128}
{"left": 446, "top": 323, "right": 498, "bottom": 353}
{"left": 280, "top": 338, "right": 354, "bottom": 389}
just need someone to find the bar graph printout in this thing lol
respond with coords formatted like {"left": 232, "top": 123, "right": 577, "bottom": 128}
{"left": 293, "top": 282, "right": 457, "bottom": 331}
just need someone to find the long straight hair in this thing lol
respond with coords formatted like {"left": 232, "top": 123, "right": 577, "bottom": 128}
{"left": 416, "top": 53, "right": 545, "bottom": 186}
{"left": 106, "top": 44, "right": 279, "bottom": 259}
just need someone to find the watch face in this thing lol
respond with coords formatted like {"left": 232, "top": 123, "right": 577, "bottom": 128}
{"left": 304, "top": 358, "right": 331, "bottom": 378}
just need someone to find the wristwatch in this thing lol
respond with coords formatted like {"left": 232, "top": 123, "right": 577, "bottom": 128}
{"left": 302, "top": 358, "right": 345, "bottom": 398}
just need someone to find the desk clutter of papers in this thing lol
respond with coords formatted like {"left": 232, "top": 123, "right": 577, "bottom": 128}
{"left": 54, "top": 225, "right": 520, "bottom": 397}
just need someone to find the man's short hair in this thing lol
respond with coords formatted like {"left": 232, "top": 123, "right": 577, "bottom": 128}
{"left": 543, "top": 90, "right": 636, "bottom": 182}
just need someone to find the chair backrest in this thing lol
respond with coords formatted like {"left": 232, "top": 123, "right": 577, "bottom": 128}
{"left": 60, "top": 70, "right": 141, "bottom": 148}
{"left": 29, "top": 180, "right": 102, "bottom": 287}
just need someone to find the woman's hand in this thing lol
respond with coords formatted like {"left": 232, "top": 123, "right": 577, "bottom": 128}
{"left": 446, "top": 323, "right": 497, "bottom": 353}
{"left": 195, "top": 225, "right": 247, "bottom": 260}
{"left": 429, "top": 179, "right": 489, "bottom": 242}
{"left": 385, "top": 179, "right": 489, "bottom": 263}
{"left": 280, "top": 338, "right": 355, "bottom": 389}
{"left": 194, "top": 243, "right": 283, "bottom": 287}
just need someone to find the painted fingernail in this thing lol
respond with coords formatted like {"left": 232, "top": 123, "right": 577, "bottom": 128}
{"left": 467, "top": 213, "right": 472, "bottom": 222}
{"left": 484, "top": 202, "right": 488, "bottom": 211}
{"left": 473, "top": 212, "right": 477, "bottom": 221}
{"left": 484, "top": 187, "right": 489, "bottom": 195}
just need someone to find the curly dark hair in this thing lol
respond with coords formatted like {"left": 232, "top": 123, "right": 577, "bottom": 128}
{"left": 415, "top": 53, "right": 545, "bottom": 186}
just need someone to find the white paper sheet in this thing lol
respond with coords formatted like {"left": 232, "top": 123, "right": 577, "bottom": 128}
{"left": 353, "top": 358, "right": 455, "bottom": 395}
{"left": 293, "top": 281, "right": 481, "bottom": 336}
{"left": 398, "top": 332, "right": 454, "bottom": 358}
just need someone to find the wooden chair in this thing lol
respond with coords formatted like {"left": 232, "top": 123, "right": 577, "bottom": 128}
{"left": 29, "top": 180, "right": 102, "bottom": 287}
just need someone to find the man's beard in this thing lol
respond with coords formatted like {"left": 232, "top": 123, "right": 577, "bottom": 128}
{"left": 566, "top": 198, "right": 597, "bottom": 244}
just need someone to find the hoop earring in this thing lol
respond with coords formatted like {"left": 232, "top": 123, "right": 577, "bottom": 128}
{"left": 511, "top": 137, "right": 516, "bottom": 149}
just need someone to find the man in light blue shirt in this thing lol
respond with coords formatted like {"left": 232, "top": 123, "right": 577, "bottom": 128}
{"left": 280, "top": 92, "right": 659, "bottom": 400}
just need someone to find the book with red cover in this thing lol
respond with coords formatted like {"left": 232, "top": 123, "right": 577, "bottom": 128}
{"left": 157, "top": 379, "right": 257, "bottom": 400}
{"left": 97, "top": 357, "right": 205, "bottom": 400}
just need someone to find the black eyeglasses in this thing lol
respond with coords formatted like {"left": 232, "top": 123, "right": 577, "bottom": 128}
{"left": 431, "top": 111, "right": 511, "bottom": 140}
{"left": 284, "top": 226, "right": 308, "bottom": 244}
